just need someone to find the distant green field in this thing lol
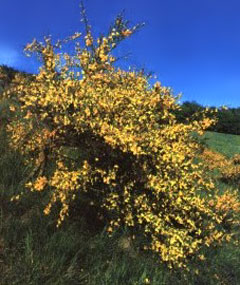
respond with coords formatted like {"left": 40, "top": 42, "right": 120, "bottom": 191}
{"left": 203, "top": 131, "right": 240, "bottom": 158}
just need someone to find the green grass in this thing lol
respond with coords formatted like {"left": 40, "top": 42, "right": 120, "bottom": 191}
{"left": 202, "top": 131, "right": 240, "bottom": 158}
{"left": 0, "top": 127, "right": 240, "bottom": 284}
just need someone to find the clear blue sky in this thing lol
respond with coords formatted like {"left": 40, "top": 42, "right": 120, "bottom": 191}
{"left": 0, "top": 0, "right": 240, "bottom": 107}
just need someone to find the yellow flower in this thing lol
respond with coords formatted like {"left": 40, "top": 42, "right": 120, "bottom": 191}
{"left": 121, "top": 29, "right": 132, "bottom": 37}
{"left": 198, "top": 254, "right": 205, "bottom": 261}
{"left": 85, "top": 33, "right": 93, "bottom": 46}
{"left": 109, "top": 56, "right": 115, "bottom": 63}
{"left": 24, "top": 110, "right": 32, "bottom": 119}
{"left": 144, "top": 278, "right": 150, "bottom": 284}
{"left": 33, "top": 176, "right": 48, "bottom": 191}
{"left": 9, "top": 105, "right": 16, "bottom": 112}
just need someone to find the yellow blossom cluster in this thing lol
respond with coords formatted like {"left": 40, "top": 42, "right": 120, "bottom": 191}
{"left": 3, "top": 13, "right": 238, "bottom": 269}
{"left": 208, "top": 190, "right": 240, "bottom": 242}
{"left": 200, "top": 149, "right": 230, "bottom": 170}
{"left": 200, "top": 149, "right": 240, "bottom": 185}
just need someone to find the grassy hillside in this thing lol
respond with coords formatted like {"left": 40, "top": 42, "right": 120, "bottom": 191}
{"left": 203, "top": 131, "right": 240, "bottom": 158}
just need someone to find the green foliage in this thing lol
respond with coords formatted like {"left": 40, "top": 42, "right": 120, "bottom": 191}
{"left": 174, "top": 101, "right": 205, "bottom": 123}
{"left": 0, "top": 65, "right": 19, "bottom": 91}
{"left": 212, "top": 107, "right": 240, "bottom": 135}
{"left": 175, "top": 101, "right": 240, "bottom": 136}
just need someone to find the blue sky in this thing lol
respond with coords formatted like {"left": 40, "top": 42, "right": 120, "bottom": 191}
{"left": 0, "top": 0, "right": 240, "bottom": 107}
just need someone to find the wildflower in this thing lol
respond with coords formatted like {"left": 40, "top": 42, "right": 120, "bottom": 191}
{"left": 85, "top": 33, "right": 93, "bottom": 46}
{"left": 9, "top": 105, "right": 16, "bottom": 112}
{"left": 33, "top": 176, "right": 48, "bottom": 191}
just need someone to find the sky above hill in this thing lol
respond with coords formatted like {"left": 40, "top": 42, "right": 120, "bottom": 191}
{"left": 0, "top": 0, "right": 240, "bottom": 107}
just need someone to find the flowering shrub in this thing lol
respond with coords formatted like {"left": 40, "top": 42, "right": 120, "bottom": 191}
{"left": 209, "top": 190, "right": 240, "bottom": 238}
{"left": 199, "top": 148, "right": 230, "bottom": 170}
{"left": 3, "top": 10, "right": 239, "bottom": 268}
{"left": 221, "top": 165, "right": 240, "bottom": 185}
{"left": 222, "top": 155, "right": 240, "bottom": 184}
{"left": 200, "top": 149, "right": 240, "bottom": 185}
{"left": 200, "top": 149, "right": 240, "bottom": 238}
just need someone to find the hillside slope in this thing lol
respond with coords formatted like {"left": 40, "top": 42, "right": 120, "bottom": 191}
{"left": 203, "top": 131, "right": 240, "bottom": 158}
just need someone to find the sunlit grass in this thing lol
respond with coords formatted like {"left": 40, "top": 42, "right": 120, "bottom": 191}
{"left": 203, "top": 131, "right": 240, "bottom": 158}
